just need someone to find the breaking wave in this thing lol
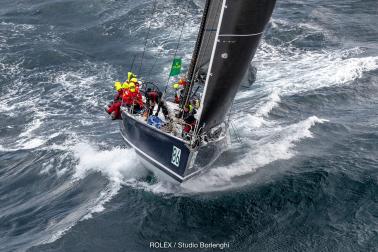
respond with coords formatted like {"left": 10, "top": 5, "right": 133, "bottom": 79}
{"left": 182, "top": 116, "right": 328, "bottom": 192}
{"left": 41, "top": 142, "right": 147, "bottom": 244}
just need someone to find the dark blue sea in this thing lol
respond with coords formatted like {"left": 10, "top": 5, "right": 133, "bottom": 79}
{"left": 1, "top": 0, "right": 377, "bottom": 251}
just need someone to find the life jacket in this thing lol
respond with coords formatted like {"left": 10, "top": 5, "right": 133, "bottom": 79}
{"left": 135, "top": 92, "right": 143, "bottom": 107}
{"left": 122, "top": 90, "right": 143, "bottom": 107}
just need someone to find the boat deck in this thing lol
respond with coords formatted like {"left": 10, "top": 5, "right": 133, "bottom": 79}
{"left": 120, "top": 101, "right": 196, "bottom": 145}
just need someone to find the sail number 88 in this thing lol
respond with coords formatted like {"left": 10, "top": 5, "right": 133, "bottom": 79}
{"left": 171, "top": 146, "right": 181, "bottom": 167}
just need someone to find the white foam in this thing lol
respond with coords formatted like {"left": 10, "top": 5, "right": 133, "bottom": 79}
{"left": 0, "top": 60, "right": 117, "bottom": 152}
{"left": 0, "top": 145, "right": 7, "bottom": 152}
{"left": 182, "top": 116, "right": 328, "bottom": 192}
{"left": 72, "top": 143, "right": 145, "bottom": 181}
{"left": 11, "top": 109, "right": 48, "bottom": 149}
{"left": 19, "top": 117, "right": 43, "bottom": 138}
{"left": 226, "top": 45, "right": 377, "bottom": 162}
{"left": 42, "top": 142, "right": 148, "bottom": 243}
{"left": 0, "top": 21, "right": 35, "bottom": 31}
{"left": 81, "top": 182, "right": 121, "bottom": 220}
{"left": 55, "top": 72, "right": 97, "bottom": 90}
{"left": 20, "top": 138, "right": 46, "bottom": 149}
{"left": 233, "top": 89, "right": 280, "bottom": 129}
{"left": 71, "top": 142, "right": 150, "bottom": 216}
{"left": 254, "top": 89, "right": 281, "bottom": 117}
{"left": 253, "top": 45, "right": 378, "bottom": 97}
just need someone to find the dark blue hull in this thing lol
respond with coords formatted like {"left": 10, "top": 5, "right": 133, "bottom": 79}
{"left": 120, "top": 111, "right": 227, "bottom": 183}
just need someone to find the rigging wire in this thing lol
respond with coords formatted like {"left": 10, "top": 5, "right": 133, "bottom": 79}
{"left": 161, "top": 2, "right": 190, "bottom": 98}
{"left": 230, "top": 121, "right": 243, "bottom": 144}
{"left": 137, "top": 0, "right": 158, "bottom": 76}
{"left": 129, "top": 54, "right": 137, "bottom": 73}
{"left": 146, "top": 28, "right": 174, "bottom": 79}
{"left": 227, "top": 100, "right": 243, "bottom": 144}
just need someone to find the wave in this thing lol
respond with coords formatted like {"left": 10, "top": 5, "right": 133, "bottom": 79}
{"left": 72, "top": 142, "right": 144, "bottom": 182}
{"left": 0, "top": 61, "right": 117, "bottom": 151}
{"left": 182, "top": 116, "right": 328, "bottom": 192}
{"left": 253, "top": 44, "right": 378, "bottom": 96}
{"left": 233, "top": 44, "right": 377, "bottom": 137}
{"left": 38, "top": 142, "right": 147, "bottom": 244}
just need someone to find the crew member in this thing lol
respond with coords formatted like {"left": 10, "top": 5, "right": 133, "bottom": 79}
{"left": 113, "top": 81, "right": 124, "bottom": 102}
{"left": 182, "top": 104, "right": 197, "bottom": 136}
{"left": 107, "top": 100, "right": 122, "bottom": 120}
{"left": 145, "top": 88, "right": 170, "bottom": 120}
{"left": 130, "top": 77, "right": 140, "bottom": 92}
{"left": 172, "top": 78, "right": 188, "bottom": 104}
{"left": 122, "top": 82, "right": 144, "bottom": 113}
{"left": 191, "top": 98, "right": 200, "bottom": 110}
{"left": 145, "top": 88, "right": 159, "bottom": 117}
{"left": 105, "top": 81, "right": 123, "bottom": 120}
{"left": 122, "top": 81, "right": 129, "bottom": 90}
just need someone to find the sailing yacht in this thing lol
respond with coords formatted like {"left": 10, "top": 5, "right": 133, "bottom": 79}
{"left": 120, "top": 0, "right": 276, "bottom": 183}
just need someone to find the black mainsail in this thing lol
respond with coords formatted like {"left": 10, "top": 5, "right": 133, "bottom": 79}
{"left": 187, "top": 0, "right": 276, "bottom": 133}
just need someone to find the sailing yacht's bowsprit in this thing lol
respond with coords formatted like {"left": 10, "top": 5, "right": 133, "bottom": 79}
{"left": 120, "top": 0, "right": 276, "bottom": 183}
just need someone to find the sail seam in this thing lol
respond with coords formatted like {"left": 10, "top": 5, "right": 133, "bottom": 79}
{"left": 218, "top": 32, "right": 263, "bottom": 37}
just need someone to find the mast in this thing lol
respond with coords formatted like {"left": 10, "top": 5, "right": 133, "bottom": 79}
{"left": 182, "top": 0, "right": 224, "bottom": 109}
{"left": 186, "top": 0, "right": 212, "bottom": 84}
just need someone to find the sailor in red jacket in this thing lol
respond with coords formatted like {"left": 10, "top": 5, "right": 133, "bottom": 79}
{"left": 122, "top": 82, "right": 144, "bottom": 113}
{"left": 107, "top": 101, "right": 122, "bottom": 120}
{"left": 145, "top": 88, "right": 170, "bottom": 120}
{"left": 106, "top": 81, "right": 123, "bottom": 120}
{"left": 145, "top": 88, "right": 159, "bottom": 116}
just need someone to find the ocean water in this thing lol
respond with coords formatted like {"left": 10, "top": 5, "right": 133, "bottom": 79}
{"left": 0, "top": 0, "right": 377, "bottom": 251}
